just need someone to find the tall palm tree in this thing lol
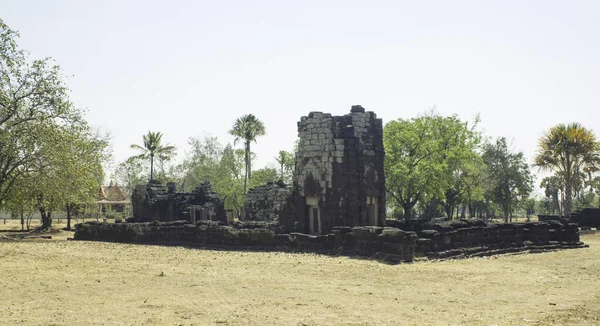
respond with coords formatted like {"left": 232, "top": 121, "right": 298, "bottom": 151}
{"left": 534, "top": 123, "right": 600, "bottom": 217}
{"left": 130, "top": 131, "right": 176, "bottom": 181}
{"left": 229, "top": 114, "right": 266, "bottom": 194}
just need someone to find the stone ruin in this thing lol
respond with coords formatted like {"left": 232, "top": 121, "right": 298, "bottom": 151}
{"left": 539, "top": 208, "right": 600, "bottom": 229}
{"left": 132, "top": 106, "right": 385, "bottom": 234}
{"left": 104, "top": 105, "right": 585, "bottom": 262}
{"left": 243, "top": 105, "right": 386, "bottom": 235}
{"left": 131, "top": 180, "right": 226, "bottom": 223}
{"left": 243, "top": 180, "right": 290, "bottom": 222}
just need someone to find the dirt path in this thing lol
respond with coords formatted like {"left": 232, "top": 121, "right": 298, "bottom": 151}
{"left": 1, "top": 231, "right": 599, "bottom": 325}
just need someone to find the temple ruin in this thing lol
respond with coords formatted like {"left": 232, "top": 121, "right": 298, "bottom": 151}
{"left": 107, "top": 105, "right": 586, "bottom": 262}
{"left": 131, "top": 180, "right": 226, "bottom": 223}
{"left": 288, "top": 105, "right": 386, "bottom": 234}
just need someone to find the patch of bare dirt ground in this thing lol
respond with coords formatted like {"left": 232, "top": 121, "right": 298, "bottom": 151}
{"left": 1, "top": 221, "right": 599, "bottom": 325}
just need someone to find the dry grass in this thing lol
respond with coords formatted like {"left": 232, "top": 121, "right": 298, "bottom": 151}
{"left": 1, "top": 220, "right": 599, "bottom": 325}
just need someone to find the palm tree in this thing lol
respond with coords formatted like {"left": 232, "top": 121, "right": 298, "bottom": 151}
{"left": 229, "top": 114, "right": 266, "bottom": 194}
{"left": 130, "top": 131, "right": 176, "bottom": 181}
{"left": 534, "top": 123, "right": 600, "bottom": 217}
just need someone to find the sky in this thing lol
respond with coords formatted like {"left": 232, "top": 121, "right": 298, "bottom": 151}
{"left": 1, "top": 0, "right": 599, "bottom": 187}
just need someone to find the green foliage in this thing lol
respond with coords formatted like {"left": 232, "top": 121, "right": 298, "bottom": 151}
{"left": 0, "top": 19, "right": 85, "bottom": 204}
{"left": 177, "top": 136, "right": 246, "bottom": 216}
{"left": 213, "top": 145, "right": 246, "bottom": 216}
{"left": 249, "top": 167, "right": 279, "bottom": 189}
{"left": 384, "top": 111, "right": 482, "bottom": 219}
{"left": 229, "top": 114, "right": 266, "bottom": 194}
{"left": 0, "top": 20, "right": 110, "bottom": 228}
{"left": 275, "top": 150, "right": 295, "bottom": 184}
{"left": 130, "top": 131, "right": 176, "bottom": 181}
{"left": 534, "top": 123, "right": 600, "bottom": 217}
{"left": 482, "top": 137, "right": 533, "bottom": 222}
{"left": 520, "top": 197, "right": 536, "bottom": 218}
{"left": 114, "top": 158, "right": 147, "bottom": 198}
{"left": 540, "top": 175, "right": 563, "bottom": 216}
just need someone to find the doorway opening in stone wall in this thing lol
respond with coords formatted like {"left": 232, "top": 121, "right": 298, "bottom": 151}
{"left": 366, "top": 196, "right": 378, "bottom": 226}
{"left": 306, "top": 197, "right": 321, "bottom": 234}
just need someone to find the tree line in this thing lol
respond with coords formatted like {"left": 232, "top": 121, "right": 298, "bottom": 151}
{"left": 119, "top": 124, "right": 295, "bottom": 218}
{"left": 0, "top": 19, "right": 110, "bottom": 229}
{"left": 384, "top": 111, "right": 600, "bottom": 221}
{"left": 2, "top": 19, "right": 599, "bottom": 229}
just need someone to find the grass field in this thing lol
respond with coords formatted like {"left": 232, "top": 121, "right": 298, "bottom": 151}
{"left": 1, "top": 220, "right": 599, "bottom": 325}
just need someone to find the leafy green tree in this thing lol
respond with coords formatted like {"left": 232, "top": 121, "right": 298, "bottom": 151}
{"left": 8, "top": 124, "right": 109, "bottom": 228}
{"left": 3, "top": 175, "right": 38, "bottom": 230}
{"left": 114, "top": 158, "right": 147, "bottom": 198}
{"left": 0, "top": 19, "right": 84, "bottom": 203}
{"left": 384, "top": 111, "right": 481, "bottom": 219}
{"left": 540, "top": 175, "right": 563, "bottom": 216}
{"left": 213, "top": 145, "right": 246, "bottom": 217}
{"left": 229, "top": 114, "right": 266, "bottom": 194}
{"left": 249, "top": 167, "right": 279, "bottom": 189}
{"left": 130, "top": 131, "right": 176, "bottom": 181}
{"left": 589, "top": 176, "right": 600, "bottom": 209}
{"left": 534, "top": 123, "right": 600, "bottom": 217}
{"left": 178, "top": 135, "right": 223, "bottom": 192}
{"left": 482, "top": 137, "right": 533, "bottom": 222}
{"left": 275, "top": 150, "right": 295, "bottom": 184}
{"left": 60, "top": 130, "right": 109, "bottom": 229}
{"left": 521, "top": 197, "right": 536, "bottom": 220}
{"left": 178, "top": 136, "right": 247, "bottom": 217}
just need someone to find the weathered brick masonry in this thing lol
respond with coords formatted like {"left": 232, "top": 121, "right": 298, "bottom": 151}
{"left": 131, "top": 180, "right": 226, "bottom": 223}
{"left": 281, "top": 105, "right": 386, "bottom": 234}
{"left": 74, "top": 219, "right": 585, "bottom": 262}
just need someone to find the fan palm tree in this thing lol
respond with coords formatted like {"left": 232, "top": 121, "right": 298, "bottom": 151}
{"left": 229, "top": 114, "right": 266, "bottom": 194}
{"left": 534, "top": 123, "right": 600, "bottom": 217}
{"left": 130, "top": 131, "right": 176, "bottom": 181}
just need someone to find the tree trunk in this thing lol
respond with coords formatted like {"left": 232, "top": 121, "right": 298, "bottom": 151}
{"left": 20, "top": 210, "right": 24, "bottom": 231}
{"left": 565, "top": 178, "right": 573, "bottom": 218}
{"left": 445, "top": 205, "right": 454, "bottom": 220}
{"left": 243, "top": 142, "right": 249, "bottom": 194}
{"left": 40, "top": 209, "right": 52, "bottom": 229}
{"left": 150, "top": 154, "right": 154, "bottom": 181}
{"left": 66, "top": 203, "right": 72, "bottom": 230}
{"left": 246, "top": 141, "right": 252, "bottom": 179}
{"left": 461, "top": 203, "right": 466, "bottom": 219}
{"left": 403, "top": 202, "right": 414, "bottom": 219}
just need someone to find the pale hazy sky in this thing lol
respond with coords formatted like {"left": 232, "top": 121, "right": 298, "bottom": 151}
{"left": 1, "top": 0, "right": 599, "bottom": 186}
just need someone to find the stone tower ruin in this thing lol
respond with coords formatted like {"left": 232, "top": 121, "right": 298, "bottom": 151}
{"left": 288, "top": 105, "right": 386, "bottom": 234}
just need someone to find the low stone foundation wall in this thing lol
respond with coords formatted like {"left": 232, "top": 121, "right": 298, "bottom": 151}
{"left": 413, "top": 219, "right": 584, "bottom": 259}
{"left": 74, "top": 221, "right": 417, "bottom": 262}
{"left": 74, "top": 219, "right": 585, "bottom": 262}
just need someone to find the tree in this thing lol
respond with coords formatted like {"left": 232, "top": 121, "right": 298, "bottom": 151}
{"left": 0, "top": 19, "right": 84, "bottom": 204}
{"left": 213, "top": 145, "right": 246, "bottom": 217}
{"left": 3, "top": 175, "right": 37, "bottom": 230}
{"left": 249, "top": 167, "right": 279, "bottom": 189}
{"left": 178, "top": 134, "right": 223, "bottom": 192}
{"left": 3, "top": 124, "right": 109, "bottom": 229}
{"left": 275, "top": 150, "right": 295, "bottom": 184}
{"left": 229, "top": 114, "right": 266, "bottom": 194}
{"left": 59, "top": 129, "right": 109, "bottom": 229}
{"left": 534, "top": 123, "right": 600, "bottom": 217}
{"left": 130, "top": 131, "right": 176, "bottom": 181}
{"left": 521, "top": 197, "right": 536, "bottom": 221}
{"left": 114, "top": 158, "right": 147, "bottom": 198}
{"left": 540, "top": 175, "right": 563, "bottom": 216}
{"left": 384, "top": 111, "right": 481, "bottom": 219}
{"left": 178, "top": 136, "right": 247, "bottom": 217}
{"left": 482, "top": 137, "right": 533, "bottom": 222}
